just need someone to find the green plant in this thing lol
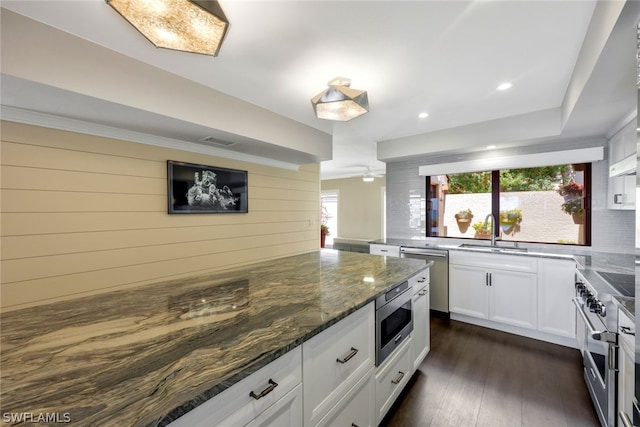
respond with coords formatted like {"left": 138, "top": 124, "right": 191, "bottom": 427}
{"left": 499, "top": 208, "right": 522, "bottom": 225}
{"left": 457, "top": 209, "right": 473, "bottom": 216}
{"left": 561, "top": 198, "right": 584, "bottom": 215}
{"left": 321, "top": 224, "right": 330, "bottom": 235}
{"left": 472, "top": 222, "right": 489, "bottom": 232}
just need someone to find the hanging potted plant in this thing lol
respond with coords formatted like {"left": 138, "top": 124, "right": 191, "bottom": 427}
{"left": 454, "top": 209, "right": 473, "bottom": 233}
{"left": 472, "top": 221, "right": 491, "bottom": 240}
{"left": 558, "top": 181, "right": 583, "bottom": 202}
{"left": 561, "top": 198, "right": 585, "bottom": 224}
{"left": 499, "top": 208, "right": 522, "bottom": 235}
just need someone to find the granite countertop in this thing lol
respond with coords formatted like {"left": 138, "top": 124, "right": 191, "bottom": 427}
{"left": 0, "top": 250, "right": 427, "bottom": 426}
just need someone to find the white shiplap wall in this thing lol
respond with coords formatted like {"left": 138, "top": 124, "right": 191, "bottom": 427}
{"left": 0, "top": 121, "right": 320, "bottom": 311}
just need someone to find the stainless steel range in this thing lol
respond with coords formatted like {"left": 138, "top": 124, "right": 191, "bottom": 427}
{"left": 575, "top": 269, "right": 635, "bottom": 427}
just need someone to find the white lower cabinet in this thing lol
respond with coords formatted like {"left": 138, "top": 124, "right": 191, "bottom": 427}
{"left": 449, "top": 251, "right": 537, "bottom": 330}
{"left": 375, "top": 338, "right": 411, "bottom": 423}
{"left": 246, "top": 384, "right": 303, "bottom": 427}
{"left": 302, "top": 302, "right": 375, "bottom": 426}
{"left": 168, "top": 300, "right": 420, "bottom": 427}
{"left": 167, "top": 346, "right": 302, "bottom": 427}
{"left": 409, "top": 280, "right": 430, "bottom": 371}
{"left": 314, "top": 367, "right": 376, "bottom": 427}
{"left": 537, "top": 258, "right": 576, "bottom": 338}
{"left": 369, "top": 244, "right": 401, "bottom": 257}
{"left": 449, "top": 263, "right": 490, "bottom": 319}
{"left": 618, "top": 309, "right": 635, "bottom": 421}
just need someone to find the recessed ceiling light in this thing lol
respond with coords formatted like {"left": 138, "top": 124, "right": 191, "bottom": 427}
{"left": 486, "top": 145, "right": 497, "bottom": 150}
{"left": 497, "top": 82, "right": 512, "bottom": 91}
{"left": 418, "top": 112, "right": 429, "bottom": 119}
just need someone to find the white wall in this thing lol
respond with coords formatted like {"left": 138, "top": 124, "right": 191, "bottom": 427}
{"left": 321, "top": 177, "right": 385, "bottom": 241}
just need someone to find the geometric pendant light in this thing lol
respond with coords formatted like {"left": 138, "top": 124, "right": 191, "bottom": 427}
{"left": 311, "top": 77, "right": 369, "bottom": 121}
{"left": 106, "top": 0, "right": 229, "bottom": 56}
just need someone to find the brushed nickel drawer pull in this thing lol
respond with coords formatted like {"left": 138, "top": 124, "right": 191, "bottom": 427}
{"left": 391, "top": 371, "right": 405, "bottom": 385}
{"left": 249, "top": 379, "right": 278, "bottom": 400}
{"left": 337, "top": 347, "right": 359, "bottom": 364}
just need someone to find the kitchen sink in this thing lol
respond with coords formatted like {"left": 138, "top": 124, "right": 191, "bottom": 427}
{"left": 457, "top": 243, "right": 528, "bottom": 253}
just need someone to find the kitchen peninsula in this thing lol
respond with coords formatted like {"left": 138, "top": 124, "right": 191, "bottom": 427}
{"left": 0, "top": 250, "right": 427, "bottom": 426}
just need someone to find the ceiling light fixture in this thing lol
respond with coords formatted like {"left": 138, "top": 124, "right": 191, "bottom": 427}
{"left": 418, "top": 112, "right": 429, "bottom": 119}
{"left": 106, "top": 0, "right": 229, "bottom": 56}
{"left": 486, "top": 145, "right": 497, "bottom": 150}
{"left": 311, "top": 77, "right": 369, "bottom": 121}
{"left": 497, "top": 82, "right": 512, "bottom": 91}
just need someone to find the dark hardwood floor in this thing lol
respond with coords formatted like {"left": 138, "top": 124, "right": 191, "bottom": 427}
{"left": 382, "top": 317, "right": 600, "bottom": 427}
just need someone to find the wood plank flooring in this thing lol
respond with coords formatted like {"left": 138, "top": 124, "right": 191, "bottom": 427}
{"left": 382, "top": 317, "right": 600, "bottom": 427}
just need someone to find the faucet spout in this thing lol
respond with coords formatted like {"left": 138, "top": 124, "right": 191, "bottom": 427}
{"left": 483, "top": 213, "right": 497, "bottom": 246}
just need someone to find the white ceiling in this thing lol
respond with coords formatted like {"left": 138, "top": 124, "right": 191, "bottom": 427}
{"left": 1, "top": 1, "right": 637, "bottom": 180}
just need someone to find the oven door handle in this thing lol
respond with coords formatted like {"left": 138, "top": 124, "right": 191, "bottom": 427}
{"left": 572, "top": 298, "right": 617, "bottom": 344}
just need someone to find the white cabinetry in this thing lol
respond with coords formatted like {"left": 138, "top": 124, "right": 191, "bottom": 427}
{"left": 167, "top": 346, "right": 302, "bottom": 427}
{"left": 409, "top": 270, "right": 430, "bottom": 371}
{"left": 369, "top": 244, "right": 400, "bottom": 257}
{"left": 449, "top": 251, "right": 537, "bottom": 330}
{"left": 375, "top": 338, "right": 411, "bottom": 423}
{"left": 618, "top": 308, "right": 635, "bottom": 422}
{"left": 537, "top": 258, "right": 576, "bottom": 338}
{"left": 608, "top": 119, "right": 636, "bottom": 210}
{"left": 302, "top": 302, "right": 375, "bottom": 426}
{"left": 246, "top": 385, "right": 303, "bottom": 427}
{"left": 314, "top": 369, "right": 375, "bottom": 427}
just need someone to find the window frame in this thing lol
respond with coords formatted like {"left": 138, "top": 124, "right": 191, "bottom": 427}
{"left": 425, "top": 164, "right": 592, "bottom": 246}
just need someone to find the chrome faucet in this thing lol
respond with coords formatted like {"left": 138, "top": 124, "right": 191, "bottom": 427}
{"left": 483, "top": 213, "right": 497, "bottom": 246}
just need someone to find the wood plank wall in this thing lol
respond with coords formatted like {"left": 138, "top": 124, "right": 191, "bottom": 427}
{"left": 0, "top": 121, "right": 320, "bottom": 312}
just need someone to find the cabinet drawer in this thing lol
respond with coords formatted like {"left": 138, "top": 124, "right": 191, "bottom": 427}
{"left": 303, "top": 302, "right": 375, "bottom": 425}
{"left": 449, "top": 250, "right": 537, "bottom": 273}
{"left": 167, "top": 346, "right": 302, "bottom": 427}
{"left": 314, "top": 368, "right": 375, "bottom": 427}
{"left": 408, "top": 268, "right": 430, "bottom": 294}
{"left": 369, "top": 244, "right": 400, "bottom": 257}
{"left": 375, "top": 338, "right": 411, "bottom": 423}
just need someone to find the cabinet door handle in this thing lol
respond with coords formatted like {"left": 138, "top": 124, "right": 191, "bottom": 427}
{"left": 391, "top": 371, "right": 405, "bottom": 385}
{"left": 249, "top": 379, "right": 278, "bottom": 400}
{"left": 336, "top": 347, "right": 359, "bottom": 364}
{"left": 352, "top": 424, "right": 360, "bottom": 427}
{"left": 489, "top": 273, "right": 492, "bottom": 287}
{"left": 620, "top": 326, "right": 635, "bottom": 336}
{"left": 380, "top": 249, "right": 389, "bottom": 252}
{"left": 485, "top": 272, "right": 489, "bottom": 286}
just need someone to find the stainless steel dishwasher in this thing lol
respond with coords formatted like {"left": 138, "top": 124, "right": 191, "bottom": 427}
{"left": 399, "top": 247, "right": 449, "bottom": 317}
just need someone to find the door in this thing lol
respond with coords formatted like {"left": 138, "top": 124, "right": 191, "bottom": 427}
{"left": 449, "top": 264, "right": 489, "bottom": 319}
{"left": 489, "top": 269, "right": 537, "bottom": 329}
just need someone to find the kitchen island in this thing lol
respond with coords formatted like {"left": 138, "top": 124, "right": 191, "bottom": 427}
{"left": 0, "top": 250, "right": 427, "bottom": 426}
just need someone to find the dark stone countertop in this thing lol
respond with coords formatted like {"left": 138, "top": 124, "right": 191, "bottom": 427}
{"left": 0, "top": 250, "right": 428, "bottom": 426}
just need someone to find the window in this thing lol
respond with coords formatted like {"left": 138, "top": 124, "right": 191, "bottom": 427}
{"left": 427, "top": 164, "right": 590, "bottom": 246}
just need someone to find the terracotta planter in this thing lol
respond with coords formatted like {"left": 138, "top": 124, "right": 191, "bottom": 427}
{"left": 320, "top": 231, "right": 327, "bottom": 248}
{"left": 474, "top": 229, "right": 491, "bottom": 239}
{"left": 572, "top": 212, "right": 585, "bottom": 225}
{"left": 455, "top": 214, "right": 473, "bottom": 233}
